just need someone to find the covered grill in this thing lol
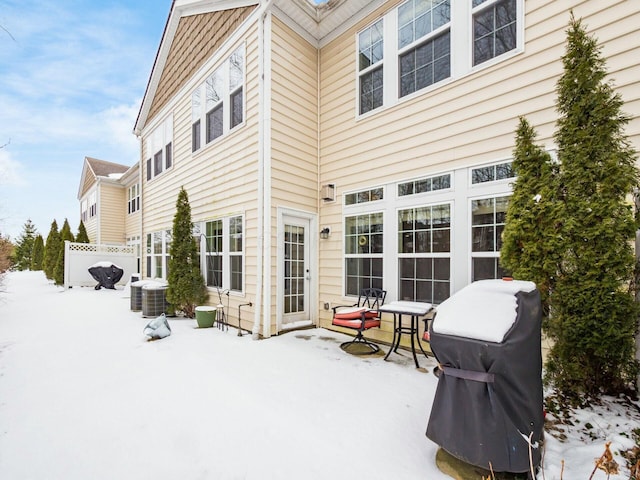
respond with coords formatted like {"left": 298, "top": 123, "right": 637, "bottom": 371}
{"left": 88, "top": 262, "right": 124, "bottom": 290}
{"left": 426, "top": 279, "right": 543, "bottom": 474}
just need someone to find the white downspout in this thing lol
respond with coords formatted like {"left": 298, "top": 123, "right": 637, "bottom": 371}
{"left": 253, "top": 0, "right": 273, "bottom": 339}
{"left": 138, "top": 138, "right": 144, "bottom": 277}
{"left": 96, "top": 181, "right": 102, "bottom": 245}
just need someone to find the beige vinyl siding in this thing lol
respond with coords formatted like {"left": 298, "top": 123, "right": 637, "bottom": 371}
{"left": 269, "top": 18, "right": 319, "bottom": 332}
{"left": 124, "top": 209, "right": 140, "bottom": 239}
{"left": 85, "top": 216, "right": 98, "bottom": 244}
{"left": 271, "top": 18, "right": 318, "bottom": 211}
{"left": 98, "top": 183, "right": 126, "bottom": 244}
{"left": 316, "top": 0, "right": 640, "bottom": 337}
{"left": 141, "top": 19, "right": 261, "bottom": 329}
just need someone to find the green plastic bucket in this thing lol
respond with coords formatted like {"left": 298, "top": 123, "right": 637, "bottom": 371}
{"left": 195, "top": 306, "right": 217, "bottom": 328}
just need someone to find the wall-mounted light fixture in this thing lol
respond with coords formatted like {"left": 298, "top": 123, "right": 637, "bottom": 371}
{"left": 320, "top": 183, "right": 335, "bottom": 202}
{"left": 320, "top": 227, "right": 331, "bottom": 239}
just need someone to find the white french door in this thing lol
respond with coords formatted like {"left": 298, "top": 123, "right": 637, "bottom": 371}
{"left": 280, "top": 213, "right": 311, "bottom": 328}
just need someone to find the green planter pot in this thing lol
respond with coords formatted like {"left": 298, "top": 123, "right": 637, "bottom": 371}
{"left": 195, "top": 306, "right": 216, "bottom": 328}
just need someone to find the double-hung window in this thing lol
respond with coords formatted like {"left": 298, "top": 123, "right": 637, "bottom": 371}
{"left": 145, "top": 115, "right": 173, "bottom": 181}
{"left": 344, "top": 212, "right": 384, "bottom": 295}
{"left": 89, "top": 191, "right": 97, "bottom": 218}
{"left": 204, "top": 220, "right": 223, "bottom": 288}
{"left": 471, "top": 195, "right": 509, "bottom": 281}
{"left": 81, "top": 199, "right": 88, "bottom": 222}
{"left": 192, "top": 90, "right": 202, "bottom": 152}
{"left": 398, "top": 0, "right": 451, "bottom": 98}
{"left": 472, "top": 0, "right": 518, "bottom": 66}
{"left": 358, "top": 19, "right": 384, "bottom": 115}
{"left": 127, "top": 183, "right": 140, "bottom": 214}
{"left": 146, "top": 230, "right": 171, "bottom": 279}
{"left": 357, "top": 0, "right": 521, "bottom": 116}
{"left": 192, "top": 45, "right": 245, "bottom": 152}
{"left": 203, "top": 215, "right": 244, "bottom": 293}
{"left": 398, "top": 203, "right": 451, "bottom": 303}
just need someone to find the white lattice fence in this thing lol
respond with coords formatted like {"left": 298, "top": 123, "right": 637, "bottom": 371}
{"left": 64, "top": 241, "right": 137, "bottom": 288}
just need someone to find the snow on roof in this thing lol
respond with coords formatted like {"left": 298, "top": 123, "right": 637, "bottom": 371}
{"left": 432, "top": 279, "right": 537, "bottom": 343}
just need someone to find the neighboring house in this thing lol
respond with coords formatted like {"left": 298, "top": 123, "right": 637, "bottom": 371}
{"left": 132, "top": 0, "right": 639, "bottom": 342}
{"left": 77, "top": 157, "right": 142, "bottom": 270}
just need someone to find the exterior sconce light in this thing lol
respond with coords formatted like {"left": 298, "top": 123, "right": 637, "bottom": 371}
{"left": 320, "top": 183, "right": 335, "bottom": 202}
{"left": 320, "top": 227, "right": 331, "bottom": 239}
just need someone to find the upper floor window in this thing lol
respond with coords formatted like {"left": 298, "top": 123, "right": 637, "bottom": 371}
{"left": 398, "top": 0, "right": 451, "bottom": 98}
{"left": 146, "top": 115, "right": 173, "bottom": 181}
{"left": 128, "top": 183, "right": 140, "bottom": 214}
{"left": 472, "top": 0, "right": 517, "bottom": 66}
{"left": 357, "top": 0, "right": 522, "bottom": 116}
{"left": 192, "top": 45, "right": 245, "bottom": 152}
{"left": 81, "top": 199, "right": 88, "bottom": 223}
{"left": 89, "top": 191, "right": 97, "bottom": 218}
{"left": 358, "top": 19, "right": 384, "bottom": 115}
{"left": 471, "top": 161, "right": 514, "bottom": 184}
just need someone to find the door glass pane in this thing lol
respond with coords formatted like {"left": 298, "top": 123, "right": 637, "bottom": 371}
{"left": 284, "top": 224, "right": 305, "bottom": 314}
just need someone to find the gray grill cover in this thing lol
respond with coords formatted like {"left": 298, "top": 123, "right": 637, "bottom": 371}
{"left": 426, "top": 283, "right": 543, "bottom": 474}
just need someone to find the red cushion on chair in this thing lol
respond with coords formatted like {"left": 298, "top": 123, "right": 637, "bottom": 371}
{"left": 423, "top": 330, "right": 430, "bottom": 342}
{"left": 333, "top": 306, "right": 377, "bottom": 320}
{"left": 332, "top": 317, "right": 381, "bottom": 330}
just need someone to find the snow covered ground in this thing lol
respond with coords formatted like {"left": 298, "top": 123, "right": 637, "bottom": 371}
{"left": 0, "top": 271, "right": 638, "bottom": 479}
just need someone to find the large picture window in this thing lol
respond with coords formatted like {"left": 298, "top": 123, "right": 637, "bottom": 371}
{"left": 344, "top": 213, "right": 384, "bottom": 295}
{"left": 471, "top": 195, "right": 509, "bottom": 281}
{"left": 192, "top": 45, "right": 245, "bottom": 151}
{"left": 398, "top": 204, "right": 451, "bottom": 303}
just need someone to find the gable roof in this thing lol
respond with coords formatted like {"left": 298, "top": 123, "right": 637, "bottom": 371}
{"left": 77, "top": 157, "right": 131, "bottom": 200}
{"left": 86, "top": 157, "right": 130, "bottom": 177}
{"left": 133, "top": 0, "right": 377, "bottom": 135}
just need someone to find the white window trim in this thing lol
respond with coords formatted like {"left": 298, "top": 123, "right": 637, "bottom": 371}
{"left": 146, "top": 230, "right": 172, "bottom": 280}
{"left": 469, "top": 158, "right": 515, "bottom": 188}
{"left": 191, "top": 44, "right": 246, "bottom": 154}
{"left": 355, "top": 0, "right": 524, "bottom": 119}
{"left": 128, "top": 183, "right": 140, "bottom": 215}
{"left": 199, "top": 214, "right": 245, "bottom": 295}
{"left": 146, "top": 115, "right": 174, "bottom": 182}
{"left": 396, "top": 201, "right": 453, "bottom": 303}
{"left": 468, "top": 193, "right": 510, "bottom": 283}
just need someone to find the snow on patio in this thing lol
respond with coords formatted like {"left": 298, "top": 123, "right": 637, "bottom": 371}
{"left": 0, "top": 271, "right": 639, "bottom": 479}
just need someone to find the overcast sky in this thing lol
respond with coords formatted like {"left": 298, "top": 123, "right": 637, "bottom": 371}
{"left": 0, "top": 0, "right": 172, "bottom": 240}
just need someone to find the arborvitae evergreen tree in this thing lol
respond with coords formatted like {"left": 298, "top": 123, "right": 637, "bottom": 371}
{"left": 75, "top": 221, "right": 89, "bottom": 243}
{"left": 546, "top": 14, "right": 639, "bottom": 397}
{"left": 31, "top": 235, "right": 44, "bottom": 271}
{"left": 501, "top": 118, "right": 559, "bottom": 318}
{"left": 166, "top": 187, "right": 208, "bottom": 318}
{"left": 12, "top": 219, "right": 37, "bottom": 271}
{"left": 0, "top": 232, "right": 13, "bottom": 273}
{"left": 54, "top": 219, "right": 74, "bottom": 286}
{"left": 43, "top": 220, "right": 60, "bottom": 281}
